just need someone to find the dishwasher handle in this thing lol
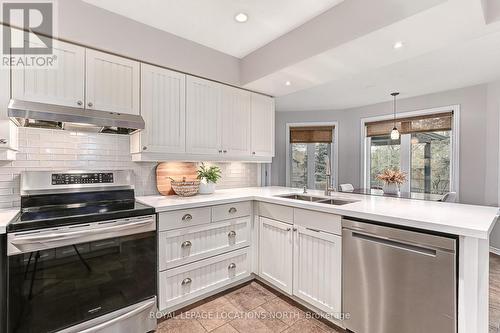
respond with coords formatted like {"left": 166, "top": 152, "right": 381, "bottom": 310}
{"left": 351, "top": 231, "right": 437, "bottom": 257}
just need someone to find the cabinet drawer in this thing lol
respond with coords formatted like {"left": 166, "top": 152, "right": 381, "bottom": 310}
{"left": 293, "top": 208, "right": 342, "bottom": 235}
{"left": 212, "top": 202, "right": 251, "bottom": 222}
{"left": 258, "top": 202, "right": 293, "bottom": 224}
{"left": 158, "top": 248, "right": 250, "bottom": 310}
{"left": 159, "top": 217, "right": 250, "bottom": 270}
{"left": 158, "top": 207, "right": 211, "bottom": 231}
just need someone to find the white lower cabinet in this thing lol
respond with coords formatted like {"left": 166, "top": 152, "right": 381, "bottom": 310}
{"left": 159, "top": 247, "right": 250, "bottom": 310}
{"left": 258, "top": 217, "right": 293, "bottom": 294}
{"left": 158, "top": 204, "right": 252, "bottom": 312}
{"left": 157, "top": 202, "right": 342, "bottom": 320}
{"left": 293, "top": 225, "right": 342, "bottom": 315}
{"left": 159, "top": 217, "right": 251, "bottom": 270}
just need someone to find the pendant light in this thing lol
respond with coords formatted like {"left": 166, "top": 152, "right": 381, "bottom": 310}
{"left": 390, "top": 92, "right": 400, "bottom": 140}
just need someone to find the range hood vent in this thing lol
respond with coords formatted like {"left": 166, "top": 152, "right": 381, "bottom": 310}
{"left": 8, "top": 99, "right": 145, "bottom": 135}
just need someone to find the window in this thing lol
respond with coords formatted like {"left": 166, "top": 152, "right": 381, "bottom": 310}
{"left": 410, "top": 131, "right": 451, "bottom": 194}
{"left": 287, "top": 124, "right": 336, "bottom": 190}
{"left": 370, "top": 136, "right": 401, "bottom": 189}
{"left": 364, "top": 110, "right": 457, "bottom": 196}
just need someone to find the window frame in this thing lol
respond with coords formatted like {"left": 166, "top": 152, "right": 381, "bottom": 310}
{"left": 285, "top": 121, "right": 339, "bottom": 190}
{"left": 360, "top": 105, "right": 460, "bottom": 199}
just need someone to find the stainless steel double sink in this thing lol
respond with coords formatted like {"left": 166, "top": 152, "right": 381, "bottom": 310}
{"left": 276, "top": 194, "right": 356, "bottom": 206}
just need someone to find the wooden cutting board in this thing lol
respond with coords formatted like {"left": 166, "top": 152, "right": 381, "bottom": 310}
{"left": 156, "top": 162, "right": 198, "bottom": 196}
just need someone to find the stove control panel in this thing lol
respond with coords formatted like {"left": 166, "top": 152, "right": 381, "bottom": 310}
{"left": 52, "top": 173, "right": 114, "bottom": 185}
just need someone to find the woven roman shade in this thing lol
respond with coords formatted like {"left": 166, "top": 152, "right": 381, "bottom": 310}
{"left": 365, "top": 112, "right": 453, "bottom": 137}
{"left": 290, "top": 126, "right": 334, "bottom": 143}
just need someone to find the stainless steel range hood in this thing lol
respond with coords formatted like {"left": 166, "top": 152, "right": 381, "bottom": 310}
{"left": 8, "top": 99, "right": 145, "bottom": 134}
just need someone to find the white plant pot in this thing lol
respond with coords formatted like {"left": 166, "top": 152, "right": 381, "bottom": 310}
{"left": 382, "top": 182, "right": 399, "bottom": 194}
{"left": 199, "top": 182, "right": 216, "bottom": 194}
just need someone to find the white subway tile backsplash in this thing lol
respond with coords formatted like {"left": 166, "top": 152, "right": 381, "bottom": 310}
{"left": 0, "top": 127, "right": 260, "bottom": 208}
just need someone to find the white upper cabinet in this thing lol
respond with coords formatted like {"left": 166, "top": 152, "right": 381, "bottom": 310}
{"left": 132, "top": 64, "right": 186, "bottom": 154}
{"left": 11, "top": 39, "right": 85, "bottom": 108}
{"left": 221, "top": 86, "right": 251, "bottom": 156}
{"left": 85, "top": 49, "right": 140, "bottom": 115}
{"left": 251, "top": 93, "right": 275, "bottom": 157}
{"left": 0, "top": 28, "right": 18, "bottom": 160}
{"left": 185, "top": 76, "right": 222, "bottom": 155}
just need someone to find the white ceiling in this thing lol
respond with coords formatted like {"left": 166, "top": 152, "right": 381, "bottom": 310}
{"left": 82, "top": 0, "right": 344, "bottom": 58}
{"left": 83, "top": 0, "right": 500, "bottom": 112}
{"left": 243, "top": 0, "right": 500, "bottom": 110}
{"left": 275, "top": 30, "right": 500, "bottom": 111}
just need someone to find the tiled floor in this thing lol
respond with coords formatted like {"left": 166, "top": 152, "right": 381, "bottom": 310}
{"left": 156, "top": 281, "right": 342, "bottom": 333}
{"left": 158, "top": 253, "right": 500, "bottom": 333}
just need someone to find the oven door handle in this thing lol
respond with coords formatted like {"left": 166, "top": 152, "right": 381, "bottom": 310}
{"left": 10, "top": 218, "right": 154, "bottom": 246}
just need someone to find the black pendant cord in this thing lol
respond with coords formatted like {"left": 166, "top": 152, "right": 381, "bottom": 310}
{"left": 391, "top": 92, "right": 400, "bottom": 129}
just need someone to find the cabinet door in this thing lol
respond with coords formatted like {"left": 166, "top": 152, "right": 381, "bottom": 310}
{"left": 0, "top": 30, "right": 17, "bottom": 155}
{"left": 293, "top": 226, "right": 342, "bottom": 315}
{"left": 135, "top": 64, "right": 186, "bottom": 153}
{"left": 185, "top": 76, "right": 222, "bottom": 154}
{"left": 221, "top": 86, "right": 251, "bottom": 156}
{"left": 250, "top": 93, "right": 275, "bottom": 157}
{"left": 12, "top": 38, "right": 85, "bottom": 108}
{"left": 258, "top": 217, "right": 293, "bottom": 294}
{"left": 85, "top": 49, "right": 140, "bottom": 115}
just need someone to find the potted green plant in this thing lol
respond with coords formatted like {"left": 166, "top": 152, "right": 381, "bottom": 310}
{"left": 197, "top": 163, "right": 222, "bottom": 194}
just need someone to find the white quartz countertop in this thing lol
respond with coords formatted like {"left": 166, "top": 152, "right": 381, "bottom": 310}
{"left": 0, "top": 208, "right": 19, "bottom": 234}
{"left": 138, "top": 186, "right": 500, "bottom": 239}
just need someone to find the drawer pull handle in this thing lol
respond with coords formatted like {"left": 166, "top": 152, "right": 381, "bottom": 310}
{"left": 182, "top": 214, "right": 193, "bottom": 222}
{"left": 286, "top": 227, "right": 292, "bottom": 231}
{"left": 228, "top": 207, "right": 237, "bottom": 214}
{"left": 181, "top": 278, "right": 192, "bottom": 286}
{"left": 228, "top": 263, "right": 236, "bottom": 270}
{"left": 228, "top": 231, "right": 236, "bottom": 238}
{"left": 181, "top": 241, "right": 192, "bottom": 248}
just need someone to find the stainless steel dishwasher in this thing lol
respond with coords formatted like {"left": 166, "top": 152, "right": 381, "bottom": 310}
{"left": 342, "top": 219, "right": 457, "bottom": 333}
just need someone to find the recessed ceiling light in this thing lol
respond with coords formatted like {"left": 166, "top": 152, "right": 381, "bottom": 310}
{"left": 234, "top": 13, "right": 248, "bottom": 23}
{"left": 393, "top": 41, "right": 404, "bottom": 49}
{"left": 285, "top": 81, "right": 291, "bottom": 86}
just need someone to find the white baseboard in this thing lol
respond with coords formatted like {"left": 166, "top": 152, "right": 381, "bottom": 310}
{"left": 490, "top": 246, "right": 500, "bottom": 256}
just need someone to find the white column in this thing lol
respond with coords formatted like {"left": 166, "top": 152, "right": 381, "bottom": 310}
{"left": 458, "top": 236, "right": 490, "bottom": 333}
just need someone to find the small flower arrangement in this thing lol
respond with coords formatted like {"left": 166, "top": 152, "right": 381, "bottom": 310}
{"left": 376, "top": 169, "right": 407, "bottom": 185}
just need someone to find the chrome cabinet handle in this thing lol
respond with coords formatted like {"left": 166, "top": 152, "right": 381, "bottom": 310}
{"left": 181, "top": 278, "right": 192, "bottom": 286}
{"left": 228, "top": 231, "right": 236, "bottom": 238}
{"left": 223, "top": 150, "right": 227, "bottom": 153}
{"left": 181, "top": 214, "right": 193, "bottom": 222}
{"left": 252, "top": 152, "right": 256, "bottom": 155}
{"left": 218, "top": 150, "right": 223, "bottom": 153}
{"left": 181, "top": 240, "right": 192, "bottom": 248}
{"left": 228, "top": 207, "right": 237, "bottom": 214}
{"left": 286, "top": 227, "right": 292, "bottom": 231}
{"left": 228, "top": 263, "right": 236, "bottom": 270}
{"left": 76, "top": 100, "right": 83, "bottom": 106}
{"left": 142, "top": 146, "right": 147, "bottom": 150}
{"left": 0, "top": 139, "right": 7, "bottom": 144}
{"left": 87, "top": 102, "right": 93, "bottom": 107}
{"left": 293, "top": 228, "right": 297, "bottom": 232}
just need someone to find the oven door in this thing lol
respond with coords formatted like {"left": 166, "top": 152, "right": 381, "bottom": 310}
{"left": 6, "top": 215, "right": 156, "bottom": 333}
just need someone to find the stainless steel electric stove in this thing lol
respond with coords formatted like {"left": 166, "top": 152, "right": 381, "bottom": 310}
{"left": 6, "top": 170, "right": 157, "bottom": 333}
